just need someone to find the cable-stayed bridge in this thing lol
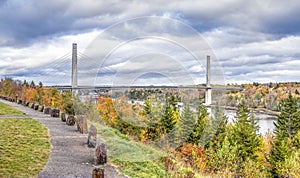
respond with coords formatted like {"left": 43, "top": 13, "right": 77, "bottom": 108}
{"left": 44, "top": 43, "right": 241, "bottom": 105}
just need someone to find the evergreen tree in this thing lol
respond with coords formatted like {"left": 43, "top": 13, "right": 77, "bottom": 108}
{"left": 143, "top": 97, "right": 152, "bottom": 117}
{"left": 142, "top": 97, "right": 164, "bottom": 141}
{"left": 214, "top": 133, "right": 239, "bottom": 175}
{"left": 228, "top": 100, "right": 260, "bottom": 173}
{"left": 274, "top": 94, "right": 300, "bottom": 139}
{"left": 179, "top": 103, "right": 196, "bottom": 142}
{"left": 143, "top": 97, "right": 159, "bottom": 141}
{"left": 279, "top": 143, "right": 300, "bottom": 177}
{"left": 38, "top": 81, "right": 43, "bottom": 88}
{"left": 280, "top": 131, "right": 300, "bottom": 177}
{"left": 269, "top": 94, "right": 300, "bottom": 176}
{"left": 161, "top": 95, "right": 179, "bottom": 134}
{"left": 205, "top": 103, "right": 229, "bottom": 172}
{"left": 23, "top": 80, "right": 29, "bottom": 87}
{"left": 187, "top": 103, "right": 208, "bottom": 145}
{"left": 269, "top": 137, "right": 291, "bottom": 176}
{"left": 170, "top": 102, "right": 196, "bottom": 146}
{"left": 208, "top": 103, "right": 228, "bottom": 148}
{"left": 269, "top": 82, "right": 273, "bottom": 88}
{"left": 30, "top": 80, "right": 35, "bottom": 88}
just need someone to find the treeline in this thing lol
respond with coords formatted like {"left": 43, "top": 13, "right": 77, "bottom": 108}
{"left": 227, "top": 82, "right": 300, "bottom": 111}
{"left": 0, "top": 77, "right": 74, "bottom": 114}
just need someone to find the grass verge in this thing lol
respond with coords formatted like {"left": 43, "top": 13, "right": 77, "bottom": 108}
{"left": 88, "top": 121, "right": 167, "bottom": 178}
{"left": 0, "top": 118, "right": 50, "bottom": 177}
{"left": 0, "top": 101, "right": 25, "bottom": 115}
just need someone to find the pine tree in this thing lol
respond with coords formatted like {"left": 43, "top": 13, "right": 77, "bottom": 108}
{"left": 179, "top": 103, "right": 196, "bottom": 142}
{"left": 228, "top": 100, "right": 260, "bottom": 173}
{"left": 279, "top": 131, "right": 300, "bottom": 177}
{"left": 269, "top": 94, "right": 300, "bottom": 176}
{"left": 142, "top": 96, "right": 155, "bottom": 124}
{"left": 142, "top": 97, "right": 163, "bottom": 141}
{"left": 274, "top": 94, "right": 300, "bottom": 139}
{"left": 214, "top": 133, "right": 239, "bottom": 175}
{"left": 143, "top": 97, "right": 152, "bottom": 116}
{"left": 269, "top": 82, "right": 273, "bottom": 88}
{"left": 187, "top": 103, "right": 208, "bottom": 145}
{"left": 38, "top": 81, "right": 43, "bottom": 88}
{"left": 279, "top": 144, "right": 300, "bottom": 177}
{"left": 23, "top": 80, "right": 29, "bottom": 87}
{"left": 30, "top": 80, "right": 35, "bottom": 88}
{"left": 269, "top": 137, "right": 291, "bottom": 176}
{"left": 208, "top": 103, "right": 228, "bottom": 148}
{"left": 170, "top": 102, "right": 196, "bottom": 146}
{"left": 142, "top": 97, "right": 162, "bottom": 141}
{"left": 161, "top": 95, "right": 179, "bottom": 134}
{"left": 205, "top": 103, "right": 228, "bottom": 173}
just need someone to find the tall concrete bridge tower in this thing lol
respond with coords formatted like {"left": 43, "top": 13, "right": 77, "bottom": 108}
{"left": 72, "top": 43, "right": 78, "bottom": 88}
{"left": 205, "top": 55, "right": 212, "bottom": 105}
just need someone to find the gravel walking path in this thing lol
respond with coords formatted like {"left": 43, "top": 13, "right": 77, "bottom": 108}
{"left": 0, "top": 99, "right": 122, "bottom": 178}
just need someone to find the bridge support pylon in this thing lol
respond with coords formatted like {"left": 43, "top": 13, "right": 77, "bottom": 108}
{"left": 72, "top": 43, "right": 78, "bottom": 89}
{"left": 205, "top": 55, "right": 212, "bottom": 105}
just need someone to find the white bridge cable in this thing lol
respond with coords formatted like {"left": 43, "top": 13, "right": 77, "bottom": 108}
{"left": 77, "top": 52, "right": 201, "bottom": 87}
{"left": 77, "top": 52, "right": 116, "bottom": 74}
{"left": 77, "top": 52, "right": 119, "bottom": 86}
{"left": 30, "top": 52, "right": 72, "bottom": 86}
{"left": 77, "top": 52, "right": 116, "bottom": 75}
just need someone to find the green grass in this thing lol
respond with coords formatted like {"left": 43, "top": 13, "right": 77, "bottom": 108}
{"left": 113, "top": 160, "right": 167, "bottom": 178}
{"left": 89, "top": 121, "right": 167, "bottom": 178}
{"left": 0, "top": 118, "right": 50, "bottom": 177}
{"left": 0, "top": 102, "right": 25, "bottom": 115}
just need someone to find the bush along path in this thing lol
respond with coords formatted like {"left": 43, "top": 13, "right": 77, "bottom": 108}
{"left": 0, "top": 99, "right": 122, "bottom": 178}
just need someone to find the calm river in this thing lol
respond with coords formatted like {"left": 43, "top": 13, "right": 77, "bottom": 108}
{"left": 224, "top": 110, "right": 276, "bottom": 135}
{"left": 120, "top": 99, "right": 277, "bottom": 135}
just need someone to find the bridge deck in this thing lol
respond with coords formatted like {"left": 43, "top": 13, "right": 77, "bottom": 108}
{"left": 49, "top": 85, "right": 242, "bottom": 91}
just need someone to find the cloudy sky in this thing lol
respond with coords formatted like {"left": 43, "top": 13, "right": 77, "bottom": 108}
{"left": 0, "top": 0, "right": 300, "bottom": 86}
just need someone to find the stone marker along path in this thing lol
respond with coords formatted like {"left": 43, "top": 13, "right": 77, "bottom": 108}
{"left": 0, "top": 99, "right": 121, "bottom": 178}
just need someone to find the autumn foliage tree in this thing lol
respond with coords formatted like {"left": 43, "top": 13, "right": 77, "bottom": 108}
{"left": 62, "top": 90, "right": 74, "bottom": 115}
{"left": 97, "top": 96, "right": 120, "bottom": 128}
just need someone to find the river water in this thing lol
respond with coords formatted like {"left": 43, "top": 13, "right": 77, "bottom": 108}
{"left": 99, "top": 98, "right": 277, "bottom": 135}
{"left": 224, "top": 110, "right": 276, "bottom": 135}
{"left": 129, "top": 100, "right": 277, "bottom": 135}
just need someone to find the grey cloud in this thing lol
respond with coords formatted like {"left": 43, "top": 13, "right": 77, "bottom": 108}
{"left": 223, "top": 56, "right": 300, "bottom": 83}
{"left": 1, "top": 0, "right": 300, "bottom": 47}
{"left": 1, "top": 0, "right": 300, "bottom": 85}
